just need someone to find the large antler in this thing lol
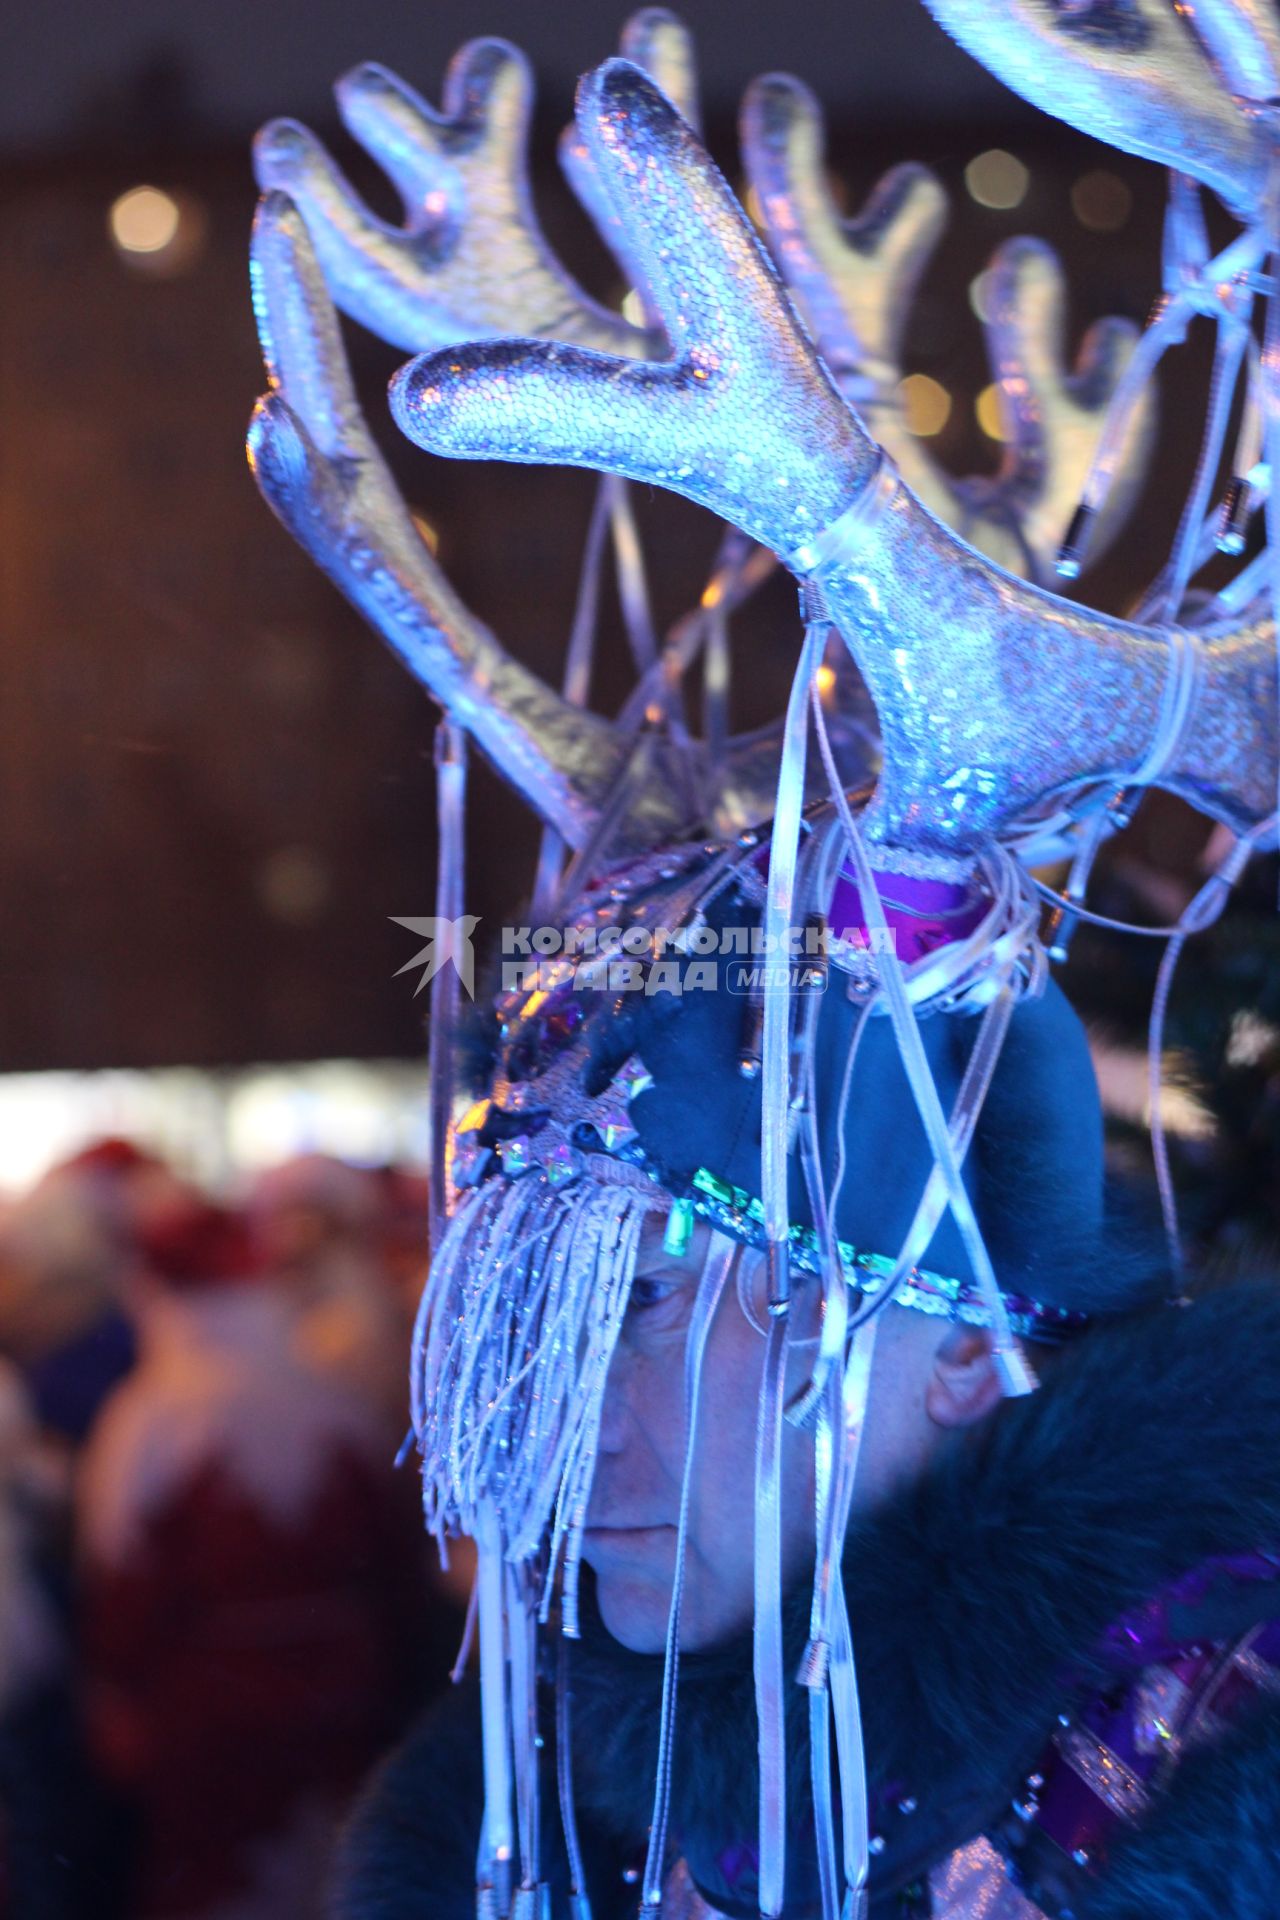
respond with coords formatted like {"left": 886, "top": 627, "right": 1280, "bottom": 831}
{"left": 257, "top": 8, "right": 1150, "bottom": 591}
{"left": 741, "top": 73, "right": 1154, "bottom": 584}
{"left": 247, "top": 190, "right": 672, "bottom": 848}
{"left": 248, "top": 13, "right": 887, "bottom": 854}
{"left": 247, "top": 188, "right": 875, "bottom": 847}
{"left": 391, "top": 60, "right": 1276, "bottom": 858}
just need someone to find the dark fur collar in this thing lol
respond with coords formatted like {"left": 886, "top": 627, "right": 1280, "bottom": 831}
{"left": 568, "top": 1281, "right": 1280, "bottom": 1899}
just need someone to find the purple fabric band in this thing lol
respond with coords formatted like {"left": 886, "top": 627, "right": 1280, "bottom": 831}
{"left": 827, "top": 866, "right": 988, "bottom": 965}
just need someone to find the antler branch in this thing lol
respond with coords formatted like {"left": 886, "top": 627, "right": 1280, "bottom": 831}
{"left": 559, "top": 8, "right": 700, "bottom": 318}
{"left": 248, "top": 187, "right": 869, "bottom": 846}
{"left": 919, "top": 0, "right": 1271, "bottom": 218}
{"left": 741, "top": 73, "right": 1153, "bottom": 583}
{"left": 391, "top": 60, "right": 1276, "bottom": 856}
{"left": 248, "top": 190, "right": 657, "bottom": 846}
{"left": 254, "top": 40, "right": 653, "bottom": 356}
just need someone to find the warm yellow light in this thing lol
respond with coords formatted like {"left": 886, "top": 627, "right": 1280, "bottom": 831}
{"left": 815, "top": 663, "right": 837, "bottom": 696}
{"left": 975, "top": 383, "right": 1010, "bottom": 441}
{"left": 1071, "top": 169, "right": 1132, "bottom": 232}
{"left": 411, "top": 512, "right": 440, "bottom": 556}
{"left": 110, "top": 185, "right": 181, "bottom": 255}
{"left": 964, "top": 149, "right": 1029, "bottom": 211}
{"left": 255, "top": 846, "right": 332, "bottom": 926}
{"left": 897, "top": 373, "right": 952, "bottom": 438}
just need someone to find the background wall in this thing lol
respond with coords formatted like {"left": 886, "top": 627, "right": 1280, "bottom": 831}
{"left": 0, "top": 2, "right": 1202, "bottom": 1071}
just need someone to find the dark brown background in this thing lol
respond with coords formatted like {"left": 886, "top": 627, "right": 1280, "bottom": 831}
{"left": 0, "top": 4, "right": 1215, "bottom": 1070}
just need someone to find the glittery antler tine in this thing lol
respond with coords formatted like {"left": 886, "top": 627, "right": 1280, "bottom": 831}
{"left": 560, "top": 10, "right": 701, "bottom": 320}
{"left": 919, "top": 0, "right": 1270, "bottom": 218}
{"left": 740, "top": 74, "right": 1153, "bottom": 584}
{"left": 248, "top": 189, "right": 672, "bottom": 847}
{"left": 392, "top": 59, "right": 1277, "bottom": 857}
{"left": 392, "top": 61, "right": 875, "bottom": 551}
{"left": 618, "top": 7, "right": 699, "bottom": 123}
{"left": 254, "top": 39, "right": 653, "bottom": 356}
{"left": 978, "top": 240, "right": 1153, "bottom": 570}
{"left": 741, "top": 76, "right": 946, "bottom": 401}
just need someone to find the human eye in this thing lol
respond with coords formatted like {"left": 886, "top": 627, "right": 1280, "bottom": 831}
{"left": 628, "top": 1274, "right": 684, "bottom": 1313}
{"left": 624, "top": 1271, "right": 696, "bottom": 1337}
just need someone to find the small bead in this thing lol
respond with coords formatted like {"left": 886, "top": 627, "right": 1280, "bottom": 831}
{"left": 868, "top": 1835, "right": 886, "bottom": 1856}
{"left": 897, "top": 1796, "right": 917, "bottom": 1816}
{"left": 1071, "top": 1848, "right": 1090, "bottom": 1869}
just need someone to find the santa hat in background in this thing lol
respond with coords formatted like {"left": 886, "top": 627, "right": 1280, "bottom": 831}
{"left": 244, "top": 1152, "right": 383, "bottom": 1247}
{"left": 0, "top": 1147, "right": 169, "bottom": 1361}
{"left": 55, "top": 1136, "right": 160, "bottom": 1182}
{"left": 135, "top": 1189, "right": 266, "bottom": 1291}
{"left": 37, "top": 1135, "right": 189, "bottom": 1247}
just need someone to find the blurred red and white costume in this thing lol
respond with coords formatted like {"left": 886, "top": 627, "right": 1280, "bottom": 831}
{"left": 77, "top": 1196, "right": 428, "bottom": 1920}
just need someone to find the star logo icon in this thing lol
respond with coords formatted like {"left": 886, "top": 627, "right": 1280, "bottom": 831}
{"left": 389, "top": 914, "right": 480, "bottom": 998}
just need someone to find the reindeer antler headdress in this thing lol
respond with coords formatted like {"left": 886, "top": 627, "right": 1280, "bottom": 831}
{"left": 248, "top": 7, "right": 1280, "bottom": 1917}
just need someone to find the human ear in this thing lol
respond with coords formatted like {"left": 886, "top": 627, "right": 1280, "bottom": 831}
{"left": 923, "top": 1322, "right": 1004, "bottom": 1429}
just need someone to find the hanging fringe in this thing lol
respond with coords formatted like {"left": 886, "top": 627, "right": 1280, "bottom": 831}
{"left": 556, "top": 1636, "right": 593, "bottom": 1920}
{"left": 413, "top": 1174, "right": 656, "bottom": 1566}
{"left": 430, "top": 720, "right": 468, "bottom": 1252}
{"left": 808, "top": 687, "right": 1033, "bottom": 1395}
{"left": 641, "top": 1232, "right": 737, "bottom": 1907}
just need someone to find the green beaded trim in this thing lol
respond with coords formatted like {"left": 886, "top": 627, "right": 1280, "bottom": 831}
{"left": 687, "top": 1167, "right": 1087, "bottom": 1340}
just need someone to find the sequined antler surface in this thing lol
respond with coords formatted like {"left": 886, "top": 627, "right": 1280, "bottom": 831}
{"left": 254, "top": 39, "right": 654, "bottom": 356}
{"left": 741, "top": 73, "right": 1154, "bottom": 583}
{"left": 247, "top": 187, "right": 873, "bottom": 846}
{"left": 559, "top": 6, "right": 701, "bottom": 317}
{"left": 248, "top": 191, "right": 647, "bottom": 846}
{"left": 920, "top": 0, "right": 1274, "bottom": 217}
{"left": 392, "top": 61, "right": 1277, "bottom": 858}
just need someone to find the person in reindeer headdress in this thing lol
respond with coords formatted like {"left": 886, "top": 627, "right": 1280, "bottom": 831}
{"left": 248, "top": 5, "right": 1280, "bottom": 1915}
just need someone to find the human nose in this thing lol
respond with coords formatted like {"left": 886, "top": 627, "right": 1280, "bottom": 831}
{"left": 595, "top": 1339, "right": 644, "bottom": 1456}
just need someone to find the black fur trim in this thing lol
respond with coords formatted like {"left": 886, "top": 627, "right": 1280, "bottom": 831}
{"left": 330, "top": 1681, "right": 484, "bottom": 1919}
{"left": 338, "top": 1280, "right": 1280, "bottom": 1913}
{"left": 570, "top": 1280, "right": 1280, "bottom": 1900}
{"left": 331, "top": 1678, "right": 639, "bottom": 1920}
{"left": 1079, "top": 1699, "right": 1280, "bottom": 1920}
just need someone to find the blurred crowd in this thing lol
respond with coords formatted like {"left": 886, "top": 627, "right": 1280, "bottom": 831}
{"left": 0, "top": 1139, "right": 464, "bottom": 1920}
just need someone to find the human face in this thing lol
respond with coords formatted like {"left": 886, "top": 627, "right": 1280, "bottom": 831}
{"left": 580, "top": 1217, "right": 982, "bottom": 1654}
{"left": 582, "top": 1217, "right": 820, "bottom": 1653}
